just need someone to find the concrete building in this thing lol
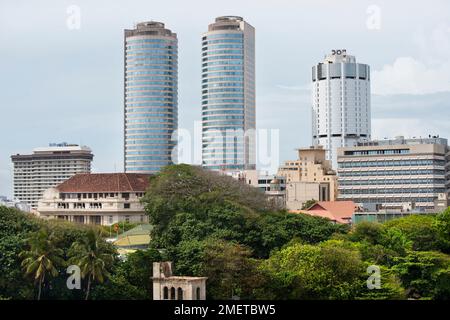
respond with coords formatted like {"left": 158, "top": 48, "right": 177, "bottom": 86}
{"left": 0, "top": 196, "right": 31, "bottom": 212}
{"left": 201, "top": 16, "right": 256, "bottom": 171}
{"left": 337, "top": 136, "right": 449, "bottom": 211}
{"left": 124, "top": 21, "right": 178, "bottom": 174}
{"left": 242, "top": 170, "right": 286, "bottom": 208}
{"left": 312, "top": 49, "right": 371, "bottom": 169}
{"left": 37, "top": 173, "right": 150, "bottom": 225}
{"left": 277, "top": 146, "right": 338, "bottom": 210}
{"left": 153, "top": 262, "right": 207, "bottom": 300}
{"left": 11, "top": 143, "right": 93, "bottom": 209}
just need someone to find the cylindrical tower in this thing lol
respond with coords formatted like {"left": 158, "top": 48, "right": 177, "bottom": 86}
{"left": 124, "top": 21, "right": 178, "bottom": 173}
{"left": 201, "top": 16, "right": 256, "bottom": 171}
{"left": 312, "top": 49, "right": 371, "bottom": 169}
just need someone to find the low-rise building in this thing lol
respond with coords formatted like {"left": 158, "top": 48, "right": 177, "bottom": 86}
{"left": 337, "top": 136, "right": 449, "bottom": 211}
{"left": 277, "top": 146, "right": 337, "bottom": 210}
{"left": 153, "top": 261, "right": 207, "bottom": 300}
{"left": 37, "top": 173, "right": 150, "bottom": 225}
{"left": 293, "top": 200, "right": 355, "bottom": 224}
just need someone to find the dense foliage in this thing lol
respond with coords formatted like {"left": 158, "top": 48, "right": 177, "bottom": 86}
{"left": 143, "top": 164, "right": 348, "bottom": 260}
{"left": 0, "top": 205, "right": 167, "bottom": 300}
{"left": 141, "top": 165, "right": 450, "bottom": 300}
{"left": 2, "top": 164, "right": 450, "bottom": 300}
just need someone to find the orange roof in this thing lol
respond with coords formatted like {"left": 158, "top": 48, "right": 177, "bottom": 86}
{"left": 295, "top": 201, "right": 355, "bottom": 224}
{"left": 57, "top": 173, "right": 151, "bottom": 193}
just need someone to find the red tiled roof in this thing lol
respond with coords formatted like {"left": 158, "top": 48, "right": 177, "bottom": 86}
{"left": 56, "top": 173, "right": 151, "bottom": 193}
{"left": 292, "top": 201, "right": 355, "bottom": 224}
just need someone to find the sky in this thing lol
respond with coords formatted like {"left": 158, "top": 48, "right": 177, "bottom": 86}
{"left": 1, "top": 0, "right": 450, "bottom": 197}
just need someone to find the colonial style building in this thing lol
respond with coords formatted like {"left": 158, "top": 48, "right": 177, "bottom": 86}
{"left": 37, "top": 173, "right": 150, "bottom": 225}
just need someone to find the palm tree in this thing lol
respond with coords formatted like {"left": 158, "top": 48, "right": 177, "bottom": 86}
{"left": 19, "top": 229, "right": 64, "bottom": 300}
{"left": 69, "top": 229, "right": 113, "bottom": 300}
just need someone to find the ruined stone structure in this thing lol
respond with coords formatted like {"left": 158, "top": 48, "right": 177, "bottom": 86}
{"left": 152, "top": 262, "right": 207, "bottom": 300}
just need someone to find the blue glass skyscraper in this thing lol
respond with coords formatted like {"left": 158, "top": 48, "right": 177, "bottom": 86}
{"left": 124, "top": 22, "right": 178, "bottom": 173}
{"left": 201, "top": 16, "right": 256, "bottom": 171}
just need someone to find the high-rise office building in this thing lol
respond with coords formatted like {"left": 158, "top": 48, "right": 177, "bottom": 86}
{"left": 312, "top": 49, "right": 371, "bottom": 169}
{"left": 337, "top": 136, "right": 449, "bottom": 211}
{"left": 124, "top": 21, "right": 178, "bottom": 173}
{"left": 11, "top": 143, "right": 93, "bottom": 209}
{"left": 201, "top": 16, "right": 256, "bottom": 171}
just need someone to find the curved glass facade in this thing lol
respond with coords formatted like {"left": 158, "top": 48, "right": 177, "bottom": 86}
{"left": 201, "top": 16, "right": 255, "bottom": 171}
{"left": 124, "top": 22, "right": 178, "bottom": 173}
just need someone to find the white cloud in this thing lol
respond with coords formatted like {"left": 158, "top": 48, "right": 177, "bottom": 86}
{"left": 372, "top": 57, "right": 450, "bottom": 95}
{"left": 372, "top": 23, "right": 450, "bottom": 95}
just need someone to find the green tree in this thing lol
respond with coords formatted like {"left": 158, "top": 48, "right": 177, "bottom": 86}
{"left": 116, "top": 248, "right": 162, "bottom": 298}
{"left": 392, "top": 250, "right": 450, "bottom": 299}
{"left": 69, "top": 229, "right": 114, "bottom": 300}
{"left": 356, "top": 265, "right": 405, "bottom": 300}
{"left": 301, "top": 199, "right": 317, "bottom": 210}
{"left": 91, "top": 248, "right": 162, "bottom": 300}
{"left": 142, "top": 164, "right": 347, "bottom": 259}
{"left": 201, "top": 239, "right": 265, "bottom": 300}
{"left": 435, "top": 207, "right": 450, "bottom": 253}
{"left": 347, "top": 221, "right": 384, "bottom": 244}
{"left": 259, "top": 241, "right": 365, "bottom": 299}
{"left": 142, "top": 164, "right": 273, "bottom": 244}
{"left": 384, "top": 215, "right": 441, "bottom": 251}
{"left": 19, "top": 229, "right": 65, "bottom": 300}
{"left": 0, "top": 206, "right": 41, "bottom": 299}
{"left": 379, "top": 227, "right": 412, "bottom": 256}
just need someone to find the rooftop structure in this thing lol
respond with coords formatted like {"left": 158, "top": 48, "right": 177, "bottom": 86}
{"left": 294, "top": 200, "right": 356, "bottom": 224}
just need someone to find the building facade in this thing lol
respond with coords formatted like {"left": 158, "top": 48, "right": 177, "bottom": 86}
{"left": 37, "top": 173, "right": 150, "bottom": 225}
{"left": 242, "top": 170, "right": 286, "bottom": 208}
{"left": 201, "top": 16, "right": 256, "bottom": 171}
{"left": 277, "top": 146, "right": 338, "bottom": 210}
{"left": 124, "top": 21, "right": 178, "bottom": 174}
{"left": 312, "top": 49, "right": 371, "bottom": 169}
{"left": 11, "top": 143, "right": 93, "bottom": 209}
{"left": 337, "top": 136, "right": 449, "bottom": 211}
{"left": 153, "top": 262, "right": 207, "bottom": 300}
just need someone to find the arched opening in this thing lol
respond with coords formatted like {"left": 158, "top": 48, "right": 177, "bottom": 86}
{"left": 177, "top": 287, "right": 183, "bottom": 300}
{"left": 170, "top": 287, "right": 176, "bottom": 300}
{"left": 163, "top": 286, "right": 169, "bottom": 300}
{"left": 196, "top": 287, "right": 201, "bottom": 300}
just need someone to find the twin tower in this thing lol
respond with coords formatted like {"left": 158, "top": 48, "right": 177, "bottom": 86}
{"left": 124, "top": 18, "right": 371, "bottom": 174}
{"left": 124, "top": 16, "right": 255, "bottom": 173}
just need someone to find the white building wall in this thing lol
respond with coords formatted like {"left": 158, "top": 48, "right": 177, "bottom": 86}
{"left": 312, "top": 50, "right": 371, "bottom": 169}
